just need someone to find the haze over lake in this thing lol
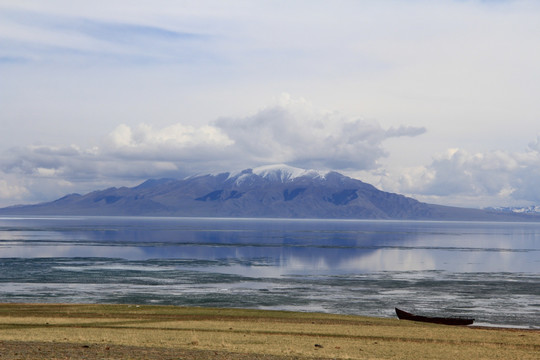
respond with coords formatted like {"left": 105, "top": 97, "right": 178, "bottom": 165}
{"left": 1, "top": 216, "right": 538, "bottom": 329}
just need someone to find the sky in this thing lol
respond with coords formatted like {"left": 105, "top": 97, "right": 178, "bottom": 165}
{"left": 1, "top": 0, "right": 540, "bottom": 209}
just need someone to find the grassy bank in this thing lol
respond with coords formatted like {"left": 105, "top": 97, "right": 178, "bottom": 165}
{"left": 0, "top": 303, "right": 538, "bottom": 359}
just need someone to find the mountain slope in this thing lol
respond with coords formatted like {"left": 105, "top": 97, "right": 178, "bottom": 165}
{"left": 0, "top": 165, "right": 534, "bottom": 221}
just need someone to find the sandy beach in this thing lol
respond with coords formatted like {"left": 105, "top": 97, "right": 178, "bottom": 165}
{"left": 0, "top": 303, "right": 538, "bottom": 359}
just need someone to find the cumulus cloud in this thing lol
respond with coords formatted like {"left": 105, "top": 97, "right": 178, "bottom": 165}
{"left": 103, "top": 123, "right": 234, "bottom": 160}
{"left": 214, "top": 95, "right": 425, "bottom": 170}
{"left": 377, "top": 142, "right": 540, "bottom": 207}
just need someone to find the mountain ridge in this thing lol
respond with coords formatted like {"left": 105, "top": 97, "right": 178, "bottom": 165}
{"left": 1, "top": 165, "right": 538, "bottom": 221}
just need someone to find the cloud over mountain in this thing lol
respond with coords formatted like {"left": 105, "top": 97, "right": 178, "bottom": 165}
{"left": 3, "top": 90, "right": 540, "bottom": 210}
{"left": 0, "top": 96, "right": 425, "bottom": 206}
{"left": 214, "top": 95, "right": 425, "bottom": 170}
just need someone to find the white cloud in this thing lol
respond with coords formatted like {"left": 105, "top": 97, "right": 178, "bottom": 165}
{"left": 215, "top": 95, "right": 425, "bottom": 170}
{"left": 368, "top": 142, "right": 540, "bottom": 207}
{"left": 104, "top": 123, "right": 234, "bottom": 159}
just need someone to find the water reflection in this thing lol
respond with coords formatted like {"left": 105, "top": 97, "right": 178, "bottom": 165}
{"left": 1, "top": 216, "right": 539, "bottom": 273}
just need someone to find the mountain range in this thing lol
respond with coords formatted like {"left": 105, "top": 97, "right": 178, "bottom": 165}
{"left": 0, "top": 164, "right": 537, "bottom": 221}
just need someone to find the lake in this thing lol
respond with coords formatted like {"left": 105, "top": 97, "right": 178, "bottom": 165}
{"left": 0, "top": 216, "right": 538, "bottom": 329}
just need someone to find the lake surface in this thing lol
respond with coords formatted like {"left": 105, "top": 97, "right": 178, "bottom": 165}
{"left": 0, "top": 216, "right": 539, "bottom": 328}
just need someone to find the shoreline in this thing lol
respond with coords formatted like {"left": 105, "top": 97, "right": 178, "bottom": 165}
{"left": 1, "top": 301, "right": 537, "bottom": 331}
{"left": 0, "top": 303, "right": 538, "bottom": 359}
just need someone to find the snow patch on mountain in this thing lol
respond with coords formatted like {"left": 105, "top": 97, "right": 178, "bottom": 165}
{"left": 252, "top": 164, "right": 328, "bottom": 182}
{"left": 191, "top": 164, "right": 331, "bottom": 185}
{"left": 226, "top": 164, "right": 329, "bottom": 185}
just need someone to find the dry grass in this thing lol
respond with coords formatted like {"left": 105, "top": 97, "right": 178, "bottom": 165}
{"left": 0, "top": 303, "right": 538, "bottom": 359}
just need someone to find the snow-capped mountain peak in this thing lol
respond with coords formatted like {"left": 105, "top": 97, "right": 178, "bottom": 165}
{"left": 199, "top": 164, "right": 330, "bottom": 185}
{"left": 2, "top": 164, "right": 533, "bottom": 221}
{"left": 225, "top": 164, "right": 329, "bottom": 185}
{"left": 252, "top": 164, "right": 328, "bottom": 183}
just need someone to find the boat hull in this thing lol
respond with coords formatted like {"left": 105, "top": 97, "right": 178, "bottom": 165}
{"left": 395, "top": 308, "right": 474, "bottom": 326}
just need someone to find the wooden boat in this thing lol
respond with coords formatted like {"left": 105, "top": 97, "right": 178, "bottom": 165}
{"left": 395, "top": 308, "right": 474, "bottom": 326}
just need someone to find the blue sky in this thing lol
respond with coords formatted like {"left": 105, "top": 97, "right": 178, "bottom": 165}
{"left": 1, "top": 0, "right": 540, "bottom": 208}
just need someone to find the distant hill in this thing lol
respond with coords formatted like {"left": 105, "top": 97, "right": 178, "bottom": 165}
{"left": 0, "top": 164, "right": 537, "bottom": 221}
{"left": 485, "top": 205, "right": 540, "bottom": 214}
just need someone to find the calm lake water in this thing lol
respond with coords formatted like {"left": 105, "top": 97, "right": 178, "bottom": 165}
{"left": 0, "top": 216, "right": 539, "bottom": 328}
